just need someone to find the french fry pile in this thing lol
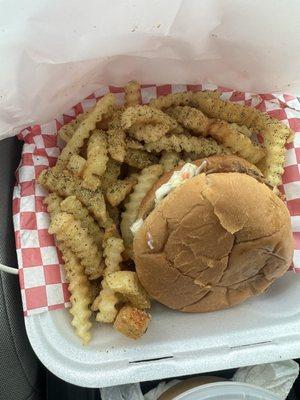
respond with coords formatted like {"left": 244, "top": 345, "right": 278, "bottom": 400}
{"left": 38, "top": 82, "right": 293, "bottom": 344}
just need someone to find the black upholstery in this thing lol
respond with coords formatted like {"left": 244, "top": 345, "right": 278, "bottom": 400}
{"left": 0, "top": 137, "right": 44, "bottom": 400}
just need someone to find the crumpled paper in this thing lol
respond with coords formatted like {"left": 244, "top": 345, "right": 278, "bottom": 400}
{"left": 1, "top": 0, "right": 300, "bottom": 139}
{"left": 233, "top": 360, "right": 299, "bottom": 399}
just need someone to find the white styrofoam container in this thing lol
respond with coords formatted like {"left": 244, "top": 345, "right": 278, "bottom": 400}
{"left": 25, "top": 272, "right": 300, "bottom": 388}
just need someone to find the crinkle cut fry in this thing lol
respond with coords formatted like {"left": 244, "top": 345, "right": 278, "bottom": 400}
{"left": 149, "top": 91, "right": 194, "bottom": 109}
{"left": 58, "top": 111, "right": 88, "bottom": 143}
{"left": 128, "top": 123, "right": 169, "bottom": 143}
{"left": 107, "top": 128, "right": 126, "bottom": 162}
{"left": 124, "top": 81, "right": 141, "bottom": 108}
{"left": 60, "top": 196, "right": 103, "bottom": 245}
{"left": 124, "top": 148, "right": 158, "bottom": 169}
{"left": 166, "top": 105, "right": 210, "bottom": 134}
{"left": 93, "top": 236, "right": 125, "bottom": 323}
{"left": 106, "top": 177, "right": 137, "bottom": 207}
{"left": 82, "top": 129, "right": 108, "bottom": 190}
{"left": 60, "top": 247, "right": 93, "bottom": 344}
{"left": 38, "top": 168, "right": 107, "bottom": 226}
{"left": 145, "top": 134, "right": 226, "bottom": 156}
{"left": 208, "top": 120, "right": 265, "bottom": 164}
{"left": 55, "top": 93, "right": 115, "bottom": 170}
{"left": 44, "top": 195, "right": 93, "bottom": 344}
{"left": 49, "top": 212, "right": 103, "bottom": 280}
{"left": 120, "top": 164, "right": 163, "bottom": 250}
{"left": 121, "top": 105, "right": 178, "bottom": 131}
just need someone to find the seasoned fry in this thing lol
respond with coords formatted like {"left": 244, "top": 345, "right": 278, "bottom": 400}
{"left": 56, "top": 93, "right": 115, "bottom": 170}
{"left": 128, "top": 123, "right": 169, "bottom": 143}
{"left": 103, "top": 237, "right": 125, "bottom": 275}
{"left": 166, "top": 106, "right": 210, "bottom": 134}
{"left": 124, "top": 148, "right": 158, "bottom": 169}
{"left": 100, "top": 159, "right": 121, "bottom": 191}
{"left": 191, "top": 91, "right": 259, "bottom": 125}
{"left": 257, "top": 131, "right": 286, "bottom": 187}
{"left": 107, "top": 128, "right": 126, "bottom": 162}
{"left": 93, "top": 279, "right": 120, "bottom": 323}
{"left": 191, "top": 91, "right": 294, "bottom": 142}
{"left": 38, "top": 168, "right": 107, "bottom": 225}
{"left": 124, "top": 81, "right": 141, "bottom": 108}
{"left": 106, "top": 177, "right": 137, "bottom": 207}
{"left": 145, "top": 134, "right": 225, "bottom": 156}
{"left": 60, "top": 247, "right": 93, "bottom": 344}
{"left": 231, "top": 123, "right": 253, "bottom": 138}
{"left": 208, "top": 120, "right": 265, "bottom": 164}
{"left": 114, "top": 305, "right": 150, "bottom": 339}
{"left": 82, "top": 129, "right": 108, "bottom": 190}
{"left": 58, "top": 112, "right": 88, "bottom": 143}
{"left": 120, "top": 164, "right": 163, "bottom": 249}
{"left": 106, "top": 271, "right": 150, "bottom": 309}
{"left": 93, "top": 236, "right": 124, "bottom": 322}
{"left": 49, "top": 212, "right": 103, "bottom": 280}
{"left": 125, "top": 137, "right": 144, "bottom": 150}
{"left": 60, "top": 196, "right": 103, "bottom": 245}
{"left": 160, "top": 151, "right": 181, "bottom": 172}
{"left": 67, "top": 154, "right": 86, "bottom": 177}
{"left": 149, "top": 91, "right": 193, "bottom": 110}
{"left": 121, "top": 105, "right": 178, "bottom": 131}
{"left": 44, "top": 193, "right": 62, "bottom": 215}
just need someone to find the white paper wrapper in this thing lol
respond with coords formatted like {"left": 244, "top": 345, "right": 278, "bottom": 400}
{"left": 1, "top": 0, "right": 300, "bottom": 139}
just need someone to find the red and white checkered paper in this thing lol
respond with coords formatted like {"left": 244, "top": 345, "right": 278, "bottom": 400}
{"left": 12, "top": 84, "right": 300, "bottom": 316}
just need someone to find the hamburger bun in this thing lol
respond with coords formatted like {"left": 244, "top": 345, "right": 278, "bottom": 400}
{"left": 133, "top": 155, "right": 293, "bottom": 312}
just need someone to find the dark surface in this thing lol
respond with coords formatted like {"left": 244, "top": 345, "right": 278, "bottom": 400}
{"left": 0, "top": 136, "right": 298, "bottom": 400}
{"left": 0, "top": 137, "right": 45, "bottom": 400}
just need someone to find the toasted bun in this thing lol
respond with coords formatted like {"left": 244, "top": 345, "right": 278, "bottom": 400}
{"left": 133, "top": 155, "right": 293, "bottom": 312}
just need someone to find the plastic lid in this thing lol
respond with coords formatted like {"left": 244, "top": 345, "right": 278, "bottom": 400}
{"left": 174, "top": 382, "right": 281, "bottom": 400}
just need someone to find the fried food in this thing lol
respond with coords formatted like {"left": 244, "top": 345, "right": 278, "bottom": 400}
{"left": 124, "top": 81, "right": 141, "bottom": 108}
{"left": 60, "top": 247, "right": 93, "bottom": 344}
{"left": 114, "top": 305, "right": 150, "bottom": 339}
{"left": 58, "top": 112, "right": 88, "bottom": 143}
{"left": 124, "top": 148, "right": 158, "bottom": 169}
{"left": 125, "top": 137, "right": 144, "bottom": 150}
{"left": 166, "top": 106, "right": 210, "bottom": 134}
{"left": 208, "top": 120, "right": 265, "bottom": 164}
{"left": 107, "top": 128, "right": 126, "bottom": 162}
{"left": 128, "top": 123, "right": 169, "bottom": 143}
{"left": 121, "top": 105, "right": 178, "bottom": 131}
{"left": 160, "top": 151, "right": 181, "bottom": 172}
{"left": 60, "top": 196, "right": 103, "bottom": 245}
{"left": 49, "top": 212, "right": 103, "bottom": 280}
{"left": 56, "top": 93, "right": 115, "bottom": 170}
{"left": 145, "top": 134, "right": 226, "bottom": 156}
{"left": 120, "top": 164, "right": 163, "bottom": 250}
{"left": 67, "top": 154, "right": 86, "bottom": 177}
{"left": 106, "top": 271, "right": 150, "bottom": 309}
{"left": 44, "top": 193, "right": 62, "bottom": 215}
{"left": 106, "top": 177, "right": 137, "bottom": 207}
{"left": 150, "top": 91, "right": 193, "bottom": 110}
{"left": 93, "top": 279, "right": 120, "bottom": 323}
{"left": 100, "top": 159, "right": 121, "bottom": 191}
{"left": 82, "top": 130, "right": 108, "bottom": 190}
{"left": 93, "top": 236, "right": 124, "bottom": 323}
{"left": 38, "top": 168, "right": 107, "bottom": 225}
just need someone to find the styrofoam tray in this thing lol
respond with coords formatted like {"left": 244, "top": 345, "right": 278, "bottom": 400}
{"left": 25, "top": 272, "right": 300, "bottom": 388}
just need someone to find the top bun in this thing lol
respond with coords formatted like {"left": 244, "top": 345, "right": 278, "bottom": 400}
{"left": 133, "top": 155, "right": 293, "bottom": 312}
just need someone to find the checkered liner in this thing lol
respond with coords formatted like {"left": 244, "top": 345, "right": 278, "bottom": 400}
{"left": 12, "top": 84, "right": 300, "bottom": 316}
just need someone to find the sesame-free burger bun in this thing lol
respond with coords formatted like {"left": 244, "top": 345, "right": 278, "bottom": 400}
{"left": 133, "top": 155, "right": 293, "bottom": 312}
